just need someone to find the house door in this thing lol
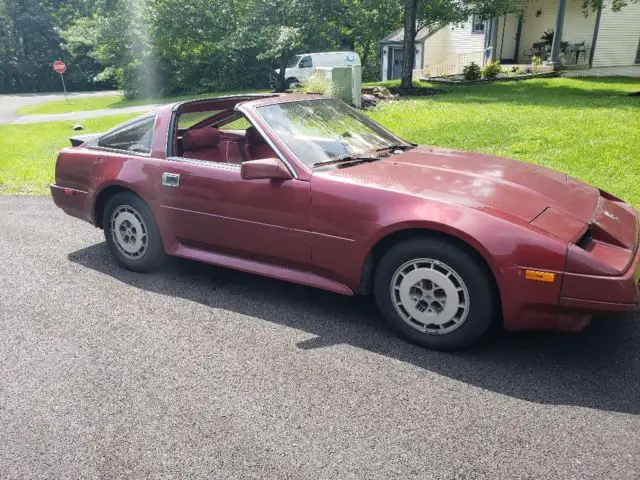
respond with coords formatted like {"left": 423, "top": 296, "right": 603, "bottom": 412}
{"left": 499, "top": 13, "right": 520, "bottom": 62}
{"left": 392, "top": 48, "right": 404, "bottom": 79}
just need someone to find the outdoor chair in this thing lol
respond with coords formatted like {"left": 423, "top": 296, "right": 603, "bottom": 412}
{"left": 564, "top": 42, "right": 588, "bottom": 64}
{"left": 524, "top": 42, "right": 546, "bottom": 60}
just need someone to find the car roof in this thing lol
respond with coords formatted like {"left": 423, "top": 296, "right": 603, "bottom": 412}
{"left": 170, "top": 93, "right": 274, "bottom": 111}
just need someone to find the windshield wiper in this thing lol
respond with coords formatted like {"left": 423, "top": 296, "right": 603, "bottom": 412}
{"left": 312, "top": 154, "right": 380, "bottom": 168}
{"left": 375, "top": 143, "right": 409, "bottom": 152}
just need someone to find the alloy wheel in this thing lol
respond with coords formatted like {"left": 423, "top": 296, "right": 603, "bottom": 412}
{"left": 390, "top": 258, "right": 470, "bottom": 335}
{"left": 110, "top": 205, "right": 148, "bottom": 260}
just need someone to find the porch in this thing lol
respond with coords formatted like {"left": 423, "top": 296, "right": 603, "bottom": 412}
{"left": 493, "top": 0, "right": 598, "bottom": 68}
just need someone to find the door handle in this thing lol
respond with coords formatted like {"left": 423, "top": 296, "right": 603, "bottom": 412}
{"left": 162, "top": 172, "right": 180, "bottom": 188}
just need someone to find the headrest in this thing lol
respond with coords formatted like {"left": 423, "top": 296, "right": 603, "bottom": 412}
{"left": 183, "top": 127, "right": 220, "bottom": 151}
{"left": 245, "top": 126, "right": 264, "bottom": 145}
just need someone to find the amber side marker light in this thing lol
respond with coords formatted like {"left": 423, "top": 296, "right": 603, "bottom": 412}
{"left": 525, "top": 270, "right": 556, "bottom": 283}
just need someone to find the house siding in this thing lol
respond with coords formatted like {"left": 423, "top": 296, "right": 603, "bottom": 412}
{"left": 516, "top": 0, "right": 597, "bottom": 62}
{"left": 592, "top": 1, "right": 640, "bottom": 66}
{"left": 422, "top": 18, "right": 485, "bottom": 70}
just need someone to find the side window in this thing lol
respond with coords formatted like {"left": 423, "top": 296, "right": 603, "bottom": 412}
{"left": 299, "top": 55, "right": 313, "bottom": 68}
{"left": 221, "top": 116, "right": 252, "bottom": 131}
{"left": 98, "top": 116, "right": 155, "bottom": 154}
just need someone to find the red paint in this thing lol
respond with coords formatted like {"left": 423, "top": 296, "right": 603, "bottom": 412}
{"left": 50, "top": 94, "right": 640, "bottom": 333}
{"left": 53, "top": 60, "right": 66, "bottom": 74}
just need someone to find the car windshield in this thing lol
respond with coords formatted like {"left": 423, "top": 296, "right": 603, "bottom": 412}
{"left": 255, "top": 98, "right": 407, "bottom": 167}
{"left": 286, "top": 55, "right": 301, "bottom": 68}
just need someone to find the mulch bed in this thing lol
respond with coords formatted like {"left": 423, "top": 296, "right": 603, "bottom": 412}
{"left": 423, "top": 71, "right": 559, "bottom": 85}
{"left": 361, "top": 86, "right": 446, "bottom": 98}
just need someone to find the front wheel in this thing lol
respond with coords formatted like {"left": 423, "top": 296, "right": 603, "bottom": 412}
{"left": 103, "top": 192, "right": 166, "bottom": 272}
{"left": 374, "top": 237, "right": 496, "bottom": 350}
{"left": 285, "top": 78, "right": 300, "bottom": 90}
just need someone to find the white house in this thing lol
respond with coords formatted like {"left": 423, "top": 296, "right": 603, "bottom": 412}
{"left": 380, "top": 0, "right": 640, "bottom": 80}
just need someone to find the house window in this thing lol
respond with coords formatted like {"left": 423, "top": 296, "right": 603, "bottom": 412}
{"left": 471, "top": 14, "right": 485, "bottom": 34}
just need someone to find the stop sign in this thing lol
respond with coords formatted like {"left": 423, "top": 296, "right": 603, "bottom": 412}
{"left": 53, "top": 60, "right": 66, "bottom": 74}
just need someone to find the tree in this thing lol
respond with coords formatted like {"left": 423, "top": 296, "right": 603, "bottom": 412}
{"left": 582, "top": 0, "right": 638, "bottom": 11}
{"left": 0, "top": 0, "right": 63, "bottom": 92}
{"left": 399, "top": 0, "right": 506, "bottom": 90}
{"left": 0, "top": 0, "right": 111, "bottom": 93}
{"left": 238, "top": 0, "right": 334, "bottom": 91}
{"left": 257, "top": 26, "right": 304, "bottom": 91}
{"left": 321, "top": 0, "right": 404, "bottom": 81}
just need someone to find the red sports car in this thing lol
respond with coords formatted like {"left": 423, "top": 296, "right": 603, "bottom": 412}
{"left": 51, "top": 94, "right": 640, "bottom": 349}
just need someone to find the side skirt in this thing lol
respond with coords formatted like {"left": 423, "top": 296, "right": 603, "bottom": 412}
{"left": 171, "top": 243, "right": 354, "bottom": 296}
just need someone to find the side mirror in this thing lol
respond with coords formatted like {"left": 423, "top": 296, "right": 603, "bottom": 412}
{"left": 241, "top": 158, "right": 293, "bottom": 181}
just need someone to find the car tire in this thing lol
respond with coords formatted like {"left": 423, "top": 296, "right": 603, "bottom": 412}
{"left": 285, "top": 78, "right": 299, "bottom": 90}
{"left": 374, "top": 237, "right": 496, "bottom": 350}
{"left": 103, "top": 191, "right": 166, "bottom": 272}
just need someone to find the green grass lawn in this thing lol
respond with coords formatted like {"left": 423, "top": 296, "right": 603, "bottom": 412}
{"left": 0, "top": 114, "right": 139, "bottom": 194}
{"left": 2, "top": 77, "right": 639, "bottom": 204}
{"left": 367, "top": 77, "right": 640, "bottom": 206}
{"left": 17, "top": 94, "right": 130, "bottom": 115}
{"left": 17, "top": 90, "right": 270, "bottom": 115}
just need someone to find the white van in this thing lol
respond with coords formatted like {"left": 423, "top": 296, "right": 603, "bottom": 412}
{"left": 270, "top": 51, "right": 361, "bottom": 89}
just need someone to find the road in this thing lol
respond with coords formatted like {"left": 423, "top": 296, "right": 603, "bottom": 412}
{"left": 0, "top": 91, "right": 154, "bottom": 125}
{"left": 1, "top": 196, "right": 638, "bottom": 479}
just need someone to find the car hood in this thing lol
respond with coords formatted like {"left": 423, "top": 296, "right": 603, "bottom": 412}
{"left": 322, "top": 146, "right": 600, "bottom": 224}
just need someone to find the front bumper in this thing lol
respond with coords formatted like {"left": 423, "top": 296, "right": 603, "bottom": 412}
{"left": 555, "top": 241, "right": 640, "bottom": 330}
{"left": 560, "top": 205, "right": 640, "bottom": 313}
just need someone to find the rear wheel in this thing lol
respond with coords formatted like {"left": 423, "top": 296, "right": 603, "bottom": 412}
{"left": 103, "top": 192, "right": 166, "bottom": 272}
{"left": 374, "top": 237, "right": 495, "bottom": 350}
{"left": 285, "top": 77, "right": 300, "bottom": 90}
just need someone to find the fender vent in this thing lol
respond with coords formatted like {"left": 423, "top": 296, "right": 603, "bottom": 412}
{"left": 576, "top": 226, "right": 593, "bottom": 249}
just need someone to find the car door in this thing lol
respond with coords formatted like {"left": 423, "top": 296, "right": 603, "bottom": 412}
{"left": 298, "top": 55, "right": 314, "bottom": 80}
{"left": 159, "top": 158, "right": 312, "bottom": 269}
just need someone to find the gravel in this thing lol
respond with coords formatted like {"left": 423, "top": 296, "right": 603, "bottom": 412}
{"left": 1, "top": 196, "right": 638, "bottom": 479}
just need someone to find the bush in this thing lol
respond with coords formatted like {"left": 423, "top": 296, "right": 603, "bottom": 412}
{"left": 295, "top": 74, "right": 335, "bottom": 96}
{"left": 531, "top": 56, "right": 543, "bottom": 74}
{"left": 462, "top": 62, "right": 481, "bottom": 81}
{"left": 481, "top": 61, "right": 502, "bottom": 79}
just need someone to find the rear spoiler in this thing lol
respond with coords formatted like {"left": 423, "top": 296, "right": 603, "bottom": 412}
{"left": 70, "top": 133, "right": 101, "bottom": 147}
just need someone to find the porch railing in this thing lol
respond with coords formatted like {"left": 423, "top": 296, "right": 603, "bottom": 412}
{"left": 423, "top": 48, "right": 492, "bottom": 77}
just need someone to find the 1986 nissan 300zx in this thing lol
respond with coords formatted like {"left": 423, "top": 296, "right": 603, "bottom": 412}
{"left": 51, "top": 94, "right": 640, "bottom": 349}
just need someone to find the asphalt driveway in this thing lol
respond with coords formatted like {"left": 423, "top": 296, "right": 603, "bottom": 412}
{"left": 1, "top": 196, "right": 638, "bottom": 479}
{"left": 0, "top": 91, "right": 117, "bottom": 124}
{"left": 0, "top": 91, "right": 154, "bottom": 125}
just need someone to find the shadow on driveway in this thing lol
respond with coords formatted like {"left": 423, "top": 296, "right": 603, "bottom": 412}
{"left": 69, "top": 242, "right": 640, "bottom": 415}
